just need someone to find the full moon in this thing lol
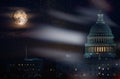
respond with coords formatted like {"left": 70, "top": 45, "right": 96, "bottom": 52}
{"left": 13, "top": 10, "right": 28, "bottom": 26}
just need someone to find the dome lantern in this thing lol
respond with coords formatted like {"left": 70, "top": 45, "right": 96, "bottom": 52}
{"left": 96, "top": 11, "right": 105, "bottom": 23}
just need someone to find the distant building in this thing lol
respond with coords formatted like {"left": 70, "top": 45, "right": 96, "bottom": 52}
{"left": 5, "top": 59, "right": 43, "bottom": 79}
{"left": 84, "top": 11, "right": 118, "bottom": 79}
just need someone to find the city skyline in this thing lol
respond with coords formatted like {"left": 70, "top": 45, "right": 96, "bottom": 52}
{"left": 0, "top": 0, "right": 120, "bottom": 79}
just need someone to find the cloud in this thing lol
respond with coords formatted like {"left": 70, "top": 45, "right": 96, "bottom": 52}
{"left": 31, "top": 47, "right": 82, "bottom": 63}
{"left": 22, "top": 25, "right": 86, "bottom": 45}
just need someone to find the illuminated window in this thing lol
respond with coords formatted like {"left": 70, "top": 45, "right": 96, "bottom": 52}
{"left": 21, "top": 64, "right": 23, "bottom": 66}
{"left": 97, "top": 47, "right": 99, "bottom": 52}
{"left": 104, "top": 47, "right": 106, "bottom": 52}
{"left": 101, "top": 47, "right": 104, "bottom": 52}
{"left": 98, "top": 66, "right": 101, "bottom": 69}
{"left": 115, "top": 63, "right": 118, "bottom": 66}
{"left": 18, "top": 64, "right": 20, "bottom": 66}
{"left": 75, "top": 68, "right": 78, "bottom": 71}
{"left": 102, "top": 68, "right": 104, "bottom": 70}
{"left": 89, "top": 46, "right": 113, "bottom": 53}
{"left": 96, "top": 47, "right": 103, "bottom": 52}
{"left": 102, "top": 73, "right": 104, "bottom": 76}
{"left": 98, "top": 72, "right": 101, "bottom": 75}
{"left": 27, "top": 64, "right": 29, "bottom": 66}
{"left": 50, "top": 68, "right": 53, "bottom": 71}
{"left": 82, "top": 73, "right": 86, "bottom": 77}
{"left": 94, "top": 46, "right": 111, "bottom": 53}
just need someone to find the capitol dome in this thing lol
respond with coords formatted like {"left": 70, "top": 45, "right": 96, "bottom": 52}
{"left": 89, "top": 23, "right": 113, "bottom": 37}
{"left": 88, "top": 13, "right": 113, "bottom": 37}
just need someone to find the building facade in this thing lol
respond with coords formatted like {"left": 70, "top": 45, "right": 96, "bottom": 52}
{"left": 84, "top": 12, "right": 118, "bottom": 79}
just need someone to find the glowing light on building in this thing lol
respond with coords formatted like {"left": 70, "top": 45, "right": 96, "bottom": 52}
{"left": 75, "top": 68, "right": 78, "bottom": 71}
{"left": 98, "top": 66, "right": 101, "bottom": 69}
{"left": 82, "top": 73, "right": 86, "bottom": 77}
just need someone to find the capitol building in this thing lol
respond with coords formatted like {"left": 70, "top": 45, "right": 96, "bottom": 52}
{"left": 83, "top": 12, "right": 119, "bottom": 79}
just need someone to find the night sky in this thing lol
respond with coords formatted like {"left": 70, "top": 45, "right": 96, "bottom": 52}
{"left": 0, "top": 0, "right": 120, "bottom": 61}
